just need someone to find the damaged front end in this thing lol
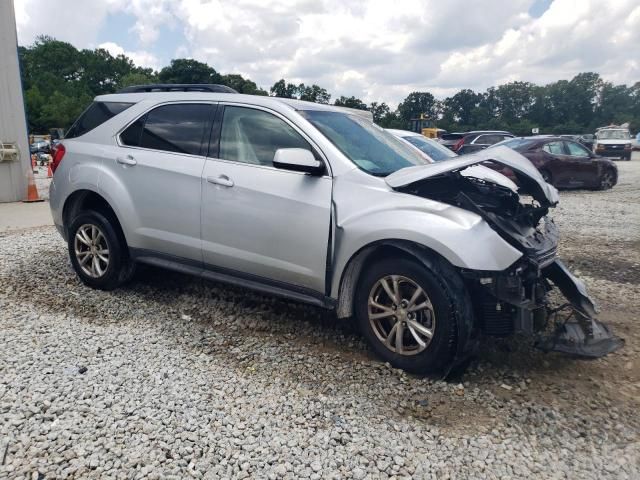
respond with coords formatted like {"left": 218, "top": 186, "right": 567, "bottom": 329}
{"left": 386, "top": 147, "right": 624, "bottom": 358}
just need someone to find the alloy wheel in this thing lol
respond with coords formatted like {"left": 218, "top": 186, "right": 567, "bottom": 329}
{"left": 600, "top": 171, "right": 614, "bottom": 190}
{"left": 367, "top": 275, "right": 436, "bottom": 356}
{"left": 74, "top": 224, "right": 110, "bottom": 278}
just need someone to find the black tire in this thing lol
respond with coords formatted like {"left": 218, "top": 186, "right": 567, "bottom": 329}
{"left": 355, "top": 255, "right": 470, "bottom": 374}
{"left": 540, "top": 169, "right": 552, "bottom": 185}
{"left": 598, "top": 169, "right": 616, "bottom": 190}
{"left": 67, "top": 210, "right": 132, "bottom": 290}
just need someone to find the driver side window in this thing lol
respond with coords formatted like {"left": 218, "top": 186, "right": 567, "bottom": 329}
{"left": 564, "top": 141, "right": 590, "bottom": 157}
{"left": 219, "top": 106, "right": 312, "bottom": 166}
{"left": 543, "top": 141, "right": 565, "bottom": 155}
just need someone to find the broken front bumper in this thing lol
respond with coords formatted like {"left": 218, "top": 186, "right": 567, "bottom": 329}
{"left": 464, "top": 257, "right": 624, "bottom": 359}
{"left": 536, "top": 260, "right": 625, "bottom": 357}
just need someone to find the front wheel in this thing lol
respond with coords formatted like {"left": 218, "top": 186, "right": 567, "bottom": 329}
{"left": 598, "top": 169, "right": 615, "bottom": 190}
{"left": 355, "top": 256, "right": 469, "bottom": 374}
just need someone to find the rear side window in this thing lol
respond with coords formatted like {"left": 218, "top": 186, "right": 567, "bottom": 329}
{"left": 121, "top": 103, "right": 214, "bottom": 156}
{"left": 475, "top": 134, "right": 505, "bottom": 145}
{"left": 65, "top": 102, "right": 133, "bottom": 139}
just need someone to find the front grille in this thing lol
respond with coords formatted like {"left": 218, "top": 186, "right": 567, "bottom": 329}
{"left": 479, "top": 299, "right": 514, "bottom": 336}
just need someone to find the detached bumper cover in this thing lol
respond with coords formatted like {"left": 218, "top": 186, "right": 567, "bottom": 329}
{"left": 536, "top": 259, "right": 624, "bottom": 357}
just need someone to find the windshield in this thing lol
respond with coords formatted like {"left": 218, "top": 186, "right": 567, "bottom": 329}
{"left": 300, "top": 110, "right": 428, "bottom": 175}
{"left": 402, "top": 135, "right": 456, "bottom": 161}
{"left": 597, "top": 129, "right": 630, "bottom": 140}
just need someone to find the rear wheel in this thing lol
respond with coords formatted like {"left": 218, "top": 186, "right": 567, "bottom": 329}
{"left": 355, "top": 256, "right": 469, "bottom": 374}
{"left": 68, "top": 211, "right": 133, "bottom": 290}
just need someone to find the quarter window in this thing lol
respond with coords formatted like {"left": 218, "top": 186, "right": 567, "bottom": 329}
{"left": 219, "top": 106, "right": 312, "bottom": 166}
{"left": 121, "top": 103, "right": 213, "bottom": 156}
{"left": 66, "top": 102, "right": 132, "bottom": 139}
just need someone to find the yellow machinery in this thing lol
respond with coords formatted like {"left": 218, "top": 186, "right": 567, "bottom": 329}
{"left": 410, "top": 114, "right": 445, "bottom": 139}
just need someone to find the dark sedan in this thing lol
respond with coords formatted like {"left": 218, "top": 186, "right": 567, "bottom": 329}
{"left": 489, "top": 136, "right": 618, "bottom": 190}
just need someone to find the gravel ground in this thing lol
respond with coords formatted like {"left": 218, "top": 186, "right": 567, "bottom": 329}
{"left": 1, "top": 155, "right": 639, "bottom": 479}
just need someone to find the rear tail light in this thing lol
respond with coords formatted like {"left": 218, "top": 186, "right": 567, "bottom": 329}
{"left": 51, "top": 143, "right": 66, "bottom": 173}
{"left": 453, "top": 138, "right": 465, "bottom": 152}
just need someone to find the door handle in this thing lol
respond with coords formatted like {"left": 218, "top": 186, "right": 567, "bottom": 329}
{"left": 116, "top": 155, "right": 137, "bottom": 166}
{"left": 207, "top": 175, "right": 234, "bottom": 187}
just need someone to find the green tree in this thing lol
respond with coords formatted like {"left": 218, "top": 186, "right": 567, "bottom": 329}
{"left": 221, "top": 74, "right": 267, "bottom": 95}
{"left": 298, "top": 84, "right": 331, "bottom": 104}
{"left": 270, "top": 79, "right": 298, "bottom": 98}
{"left": 158, "top": 58, "right": 222, "bottom": 84}
{"left": 334, "top": 95, "right": 367, "bottom": 110}
{"left": 397, "top": 92, "right": 438, "bottom": 123}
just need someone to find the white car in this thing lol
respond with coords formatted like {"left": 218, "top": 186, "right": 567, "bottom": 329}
{"left": 594, "top": 127, "right": 632, "bottom": 160}
{"left": 386, "top": 129, "right": 518, "bottom": 191}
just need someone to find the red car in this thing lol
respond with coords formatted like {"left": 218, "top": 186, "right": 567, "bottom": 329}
{"left": 488, "top": 136, "right": 618, "bottom": 190}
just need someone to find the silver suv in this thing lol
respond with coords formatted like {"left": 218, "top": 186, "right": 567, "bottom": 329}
{"left": 49, "top": 84, "right": 622, "bottom": 374}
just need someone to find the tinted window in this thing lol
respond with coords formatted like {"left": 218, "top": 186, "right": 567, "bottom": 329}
{"left": 543, "top": 142, "right": 565, "bottom": 155}
{"left": 494, "top": 138, "right": 536, "bottom": 150}
{"left": 139, "top": 103, "right": 213, "bottom": 155}
{"left": 219, "top": 106, "right": 311, "bottom": 166}
{"left": 65, "top": 102, "right": 132, "bottom": 139}
{"left": 120, "top": 116, "right": 145, "bottom": 146}
{"left": 301, "top": 110, "right": 428, "bottom": 176}
{"left": 403, "top": 135, "right": 456, "bottom": 161}
{"left": 475, "top": 134, "right": 506, "bottom": 145}
{"left": 565, "top": 141, "right": 590, "bottom": 156}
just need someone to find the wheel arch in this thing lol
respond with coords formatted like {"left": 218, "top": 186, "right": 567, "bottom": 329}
{"left": 62, "top": 189, "right": 126, "bottom": 246}
{"left": 335, "top": 239, "right": 452, "bottom": 319}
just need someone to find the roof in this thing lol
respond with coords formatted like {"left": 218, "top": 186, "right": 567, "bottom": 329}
{"left": 385, "top": 128, "right": 421, "bottom": 137}
{"left": 95, "top": 91, "right": 373, "bottom": 121}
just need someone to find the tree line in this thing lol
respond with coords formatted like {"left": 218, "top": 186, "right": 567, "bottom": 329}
{"left": 20, "top": 36, "right": 640, "bottom": 135}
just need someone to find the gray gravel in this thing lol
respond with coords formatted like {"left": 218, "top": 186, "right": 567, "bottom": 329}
{"left": 1, "top": 156, "right": 639, "bottom": 479}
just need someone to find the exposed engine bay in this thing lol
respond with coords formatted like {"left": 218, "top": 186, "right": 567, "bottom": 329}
{"left": 387, "top": 148, "right": 624, "bottom": 360}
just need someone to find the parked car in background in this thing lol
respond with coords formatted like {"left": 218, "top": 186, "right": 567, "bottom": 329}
{"left": 594, "top": 127, "right": 632, "bottom": 160}
{"left": 447, "top": 131, "right": 515, "bottom": 154}
{"left": 29, "top": 140, "right": 50, "bottom": 154}
{"left": 631, "top": 132, "right": 640, "bottom": 151}
{"left": 492, "top": 136, "right": 618, "bottom": 190}
{"left": 386, "top": 129, "right": 457, "bottom": 162}
{"left": 579, "top": 133, "right": 595, "bottom": 151}
{"left": 438, "top": 132, "right": 465, "bottom": 151}
{"left": 387, "top": 129, "right": 519, "bottom": 190}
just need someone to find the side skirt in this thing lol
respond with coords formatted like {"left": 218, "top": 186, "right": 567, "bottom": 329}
{"left": 129, "top": 248, "right": 336, "bottom": 310}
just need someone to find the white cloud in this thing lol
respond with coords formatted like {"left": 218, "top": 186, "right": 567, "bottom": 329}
{"left": 98, "top": 41, "right": 161, "bottom": 70}
{"left": 13, "top": 0, "right": 640, "bottom": 106}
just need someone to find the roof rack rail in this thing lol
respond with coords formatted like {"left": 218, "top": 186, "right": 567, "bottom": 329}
{"left": 116, "top": 84, "right": 238, "bottom": 94}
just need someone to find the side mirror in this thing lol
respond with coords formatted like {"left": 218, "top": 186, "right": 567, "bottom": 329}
{"left": 273, "top": 148, "right": 324, "bottom": 175}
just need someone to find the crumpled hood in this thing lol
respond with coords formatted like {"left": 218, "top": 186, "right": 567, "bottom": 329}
{"left": 386, "top": 146, "right": 560, "bottom": 207}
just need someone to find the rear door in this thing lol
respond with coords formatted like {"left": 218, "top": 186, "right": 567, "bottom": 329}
{"left": 201, "top": 104, "right": 332, "bottom": 293}
{"left": 109, "top": 102, "right": 215, "bottom": 261}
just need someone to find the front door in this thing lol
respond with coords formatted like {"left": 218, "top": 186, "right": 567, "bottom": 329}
{"left": 563, "top": 141, "right": 597, "bottom": 187}
{"left": 201, "top": 105, "right": 332, "bottom": 293}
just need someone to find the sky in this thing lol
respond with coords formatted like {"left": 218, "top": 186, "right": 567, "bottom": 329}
{"left": 13, "top": 0, "right": 640, "bottom": 106}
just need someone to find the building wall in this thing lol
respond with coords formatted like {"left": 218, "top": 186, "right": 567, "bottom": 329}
{"left": 0, "top": 0, "right": 30, "bottom": 203}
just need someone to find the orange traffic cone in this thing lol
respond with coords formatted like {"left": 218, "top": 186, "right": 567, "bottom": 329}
{"left": 23, "top": 168, "right": 44, "bottom": 203}
{"left": 47, "top": 161, "right": 53, "bottom": 178}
